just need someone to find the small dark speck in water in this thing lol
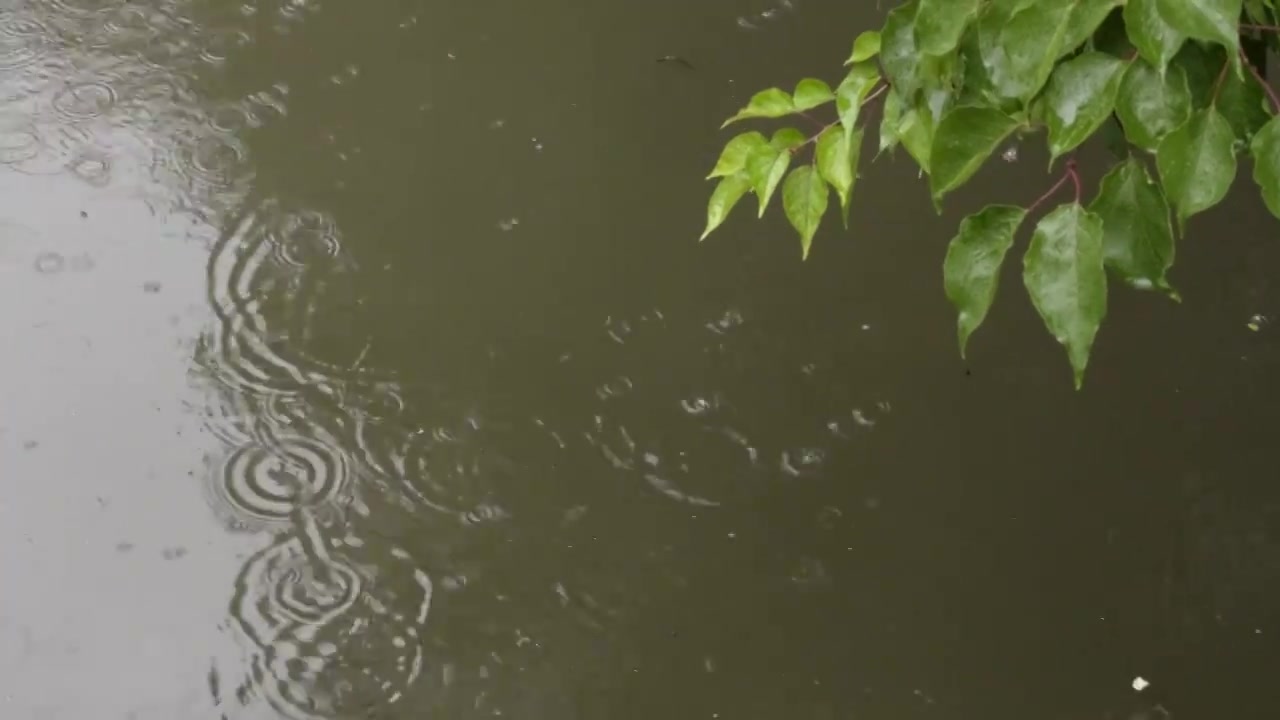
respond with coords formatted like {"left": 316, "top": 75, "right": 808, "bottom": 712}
{"left": 162, "top": 547, "right": 188, "bottom": 560}
{"left": 657, "top": 55, "right": 695, "bottom": 69}
{"left": 143, "top": 281, "right": 162, "bottom": 293}
{"left": 116, "top": 542, "right": 134, "bottom": 553}
{"left": 79, "top": 211, "right": 88, "bottom": 219}
{"left": 23, "top": 440, "right": 38, "bottom": 450}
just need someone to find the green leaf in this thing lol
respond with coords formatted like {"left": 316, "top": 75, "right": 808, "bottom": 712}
{"left": 793, "top": 78, "right": 836, "bottom": 112}
{"left": 782, "top": 165, "right": 829, "bottom": 259}
{"left": 722, "top": 88, "right": 795, "bottom": 128}
{"left": 817, "top": 126, "right": 863, "bottom": 226}
{"left": 1061, "top": 0, "right": 1122, "bottom": 56}
{"left": 1114, "top": 59, "right": 1192, "bottom": 151}
{"left": 747, "top": 146, "right": 792, "bottom": 218}
{"left": 929, "top": 106, "right": 1020, "bottom": 203}
{"left": 1216, "top": 60, "right": 1272, "bottom": 142}
{"left": 700, "top": 172, "right": 753, "bottom": 241}
{"left": 1249, "top": 115, "right": 1280, "bottom": 219}
{"left": 1022, "top": 203, "right": 1108, "bottom": 389}
{"left": 770, "top": 128, "right": 807, "bottom": 151}
{"left": 879, "top": 88, "right": 904, "bottom": 154}
{"left": 1156, "top": 107, "right": 1237, "bottom": 227}
{"left": 1156, "top": 0, "right": 1243, "bottom": 73}
{"left": 899, "top": 104, "right": 936, "bottom": 171}
{"left": 707, "top": 131, "right": 768, "bottom": 179}
{"left": 1124, "top": 0, "right": 1185, "bottom": 71}
{"left": 881, "top": 0, "right": 923, "bottom": 100}
{"left": 943, "top": 205, "right": 1027, "bottom": 357}
{"left": 846, "top": 30, "right": 881, "bottom": 64}
{"left": 916, "top": 0, "right": 980, "bottom": 56}
{"left": 1090, "top": 158, "right": 1178, "bottom": 297}
{"left": 1042, "top": 52, "right": 1126, "bottom": 162}
{"left": 983, "top": 0, "right": 1076, "bottom": 104}
{"left": 836, "top": 64, "right": 881, "bottom": 144}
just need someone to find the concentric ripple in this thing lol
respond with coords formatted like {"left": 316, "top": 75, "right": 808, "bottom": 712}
{"left": 205, "top": 435, "right": 350, "bottom": 530}
{"left": 51, "top": 80, "right": 117, "bottom": 120}
{"left": 0, "top": 13, "right": 49, "bottom": 72}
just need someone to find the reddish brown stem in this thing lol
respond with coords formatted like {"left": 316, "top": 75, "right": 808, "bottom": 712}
{"left": 1027, "top": 159, "right": 1081, "bottom": 215}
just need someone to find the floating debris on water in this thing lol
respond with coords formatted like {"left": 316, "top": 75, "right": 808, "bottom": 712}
{"left": 1247, "top": 313, "right": 1267, "bottom": 331}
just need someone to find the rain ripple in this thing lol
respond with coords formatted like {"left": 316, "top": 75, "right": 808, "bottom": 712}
{"left": 204, "top": 433, "right": 351, "bottom": 532}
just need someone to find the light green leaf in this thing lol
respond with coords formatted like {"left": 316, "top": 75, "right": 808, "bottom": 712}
{"left": 1061, "top": 0, "right": 1122, "bottom": 55}
{"left": 782, "top": 165, "right": 829, "bottom": 259}
{"left": 983, "top": 0, "right": 1076, "bottom": 103}
{"left": 836, "top": 63, "right": 881, "bottom": 144}
{"left": 770, "top": 128, "right": 807, "bottom": 151}
{"left": 747, "top": 145, "right": 792, "bottom": 218}
{"left": 1114, "top": 59, "right": 1192, "bottom": 150}
{"left": 916, "top": 0, "right": 980, "bottom": 56}
{"left": 722, "top": 88, "right": 795, "bottom": 128}
{"left": 1124, "top": 0, "right": 1185, "bottom": 71}
{"left": 1249, "top": 116, "right": 1280, "bottom": 219}
{"left": 1156, "top": 107, "right": 1237, "bottom": 228}
{"left": 707, "top": 131, "right": 768, "bottom": 179}
{"left": 1043, "top": 52, "right": 1126, "bottom": 161}
{"left": 700, "top": 172, "right": 752, "bottom": 240}
{"left": 1023, "top": 203, "right": 1108, "bottom": 389}
{"left": 881, "top": 0, "right": 923, "bottom": 100}
{"left": 1090, "top": 158, "right": 1178, "bottom": 297}
{"left": 1156, "top": 0, "right": 1242, "bottom": 73}
{"left": 846, "top": 30, "right": 881, "bottom": 64}
{"left": 879, "top": 88, "right": 904, "bottom": 154}
{"left": 793, "top": 78, "right": 836, "bottom": 112}
{"left": 929, "top": 106, "right": 1020, "bottom": 203}
{"left": 899, "top": 105, "right": 935, "bottom": 171}
{"left": 943, "top": 204, "right": 1027, "bottom": 357}
{"left": 817, "top": 126, "right": 863, "bottom": 226}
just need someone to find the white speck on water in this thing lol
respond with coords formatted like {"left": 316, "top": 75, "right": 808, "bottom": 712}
{"left": 489, "top": 119, "right": 505, "bottom": 129}
{"left": 1248, "top": 313, "right": 1268, "bottom": 331}
{"left": 497, "top": 218, "right": 519, "bottom": 231}
{"left": 1132, "top": 676, "right": 1150, "bottom": 691}
{"left": 446, "top": 51, "right": 456, "bottom": 60}
{"left": 861, "top": 324, "right": 871, "bottom": 330}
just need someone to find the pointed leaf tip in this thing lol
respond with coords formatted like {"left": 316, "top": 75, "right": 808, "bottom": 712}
{"left": 944, "top": 205, "right": 1027, "bottom": 358}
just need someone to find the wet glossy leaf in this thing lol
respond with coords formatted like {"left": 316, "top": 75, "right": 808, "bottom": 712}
{"left": 1249, "top": 116, "right": 1280, "bottom": 219}
{"left": 1043, "top": 52, "right": 1126, "bottom": 161}
{"left": 943, "top": 205, "right": 1027, "bottom": 357}
{"left": 881, "top": 0, "right": 923, "bottom": 100}
{"left": 879, "top": 88, "right": 904, "bottom": 154}
{"left": 793, "top": 78, "right": 836, "bottom": 112}
{"left": 930, "top": 106, "right": 1020, "bottom": 203}
{"left": 817, "top": 126, "right": 863, "bottom": 226}
{"left": 899, "top": 103, "right": 936, "bottom": 171}
{"left": 1090, "top": 158, "right": 1178, "bottom": 297}
{"left": 983, "top": 0, "right": 1076, "bottom": 103}
{"left": 700, "top": 172, "right": 753, "bottom": 240}
{"left": 783, "top": 165, "right": 829, "bottom": 259}
{"left": 1115, "top": 59, "right": 1192, "bottom": 150}
{"left": 746, "top": 144, "right": 791, "bottom": 218}
{"left": 1156, "top": 0, "right": 1242, "bottom": 71}
{"left": 846, "top": 30, "right": 881, "bottom": 64}
{"left": 1061, "top": 0, "right": 1122, "bottom": 54}
{"left": 1156, "top": 107, "right": 1237, "bottom": 227}
{"left": 722, "top": 88, "right": 795, "bottom": 127}
{"left": 707, "top": 131, "right": 768, "bottom": 179}
{"left": 1023, "top": 203, "right": 1107, "bottom": 389}
{"left": 1216, "top": 63, "right": 1272, "bottom": 142}
{"left": 837, "top": 64, "right": 881, "bottom": 144}
{"left": 916, "top": 0, "right": 980, "bottom": 56}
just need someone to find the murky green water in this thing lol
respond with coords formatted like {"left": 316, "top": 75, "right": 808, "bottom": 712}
{"left": 3, "top": 1, "right": 1280, "bottom": 718}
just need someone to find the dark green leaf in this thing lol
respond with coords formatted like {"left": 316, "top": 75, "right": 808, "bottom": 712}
{"left": 1023, "top": 203, "right": 1108, "bottom": 389}
{"left": 1171, "top": 40, "right": 1218, "bottom": 108}
{"left": 783, "top": 165, "right": 830, "bottom": 259}
{"left": 983, "top": 0, "right": 1076, "bottom": 104}
{"left": 700, "top": 172, "right": 753, "bottom": 240}
{"left": 1249, "top": 115, "right": 1280, "bottom": 218}
{"left": 1043, "top": 51, "right": 1127, "bottom": 161}
{"left": 1115, "top": 59, "right": 1192, "bottom": 150}
{"left": 836, "top": 64, "right": 882, "bottom": 144}
{"left": 1156, "top": 0, "right": 1242, "bottom": 72}
{"left": 929, "top": 106, "right": 1020, "bottom": 203}
{"left": 793, "top": 78, "right": 836, "bottom": 112}
{"left": 943, "top": 205, "right": 1027, "bottom": 357}
{"left": 1156, "top": 107, "right": 1237, "bottom": 227}
{"left": 707, "top": 131, "right": 768, "bottom": 179}
{"left": 1124, "top": 0, "right": 1185, "bottom": 72}
{"left": 1090, "top": 158, "right": 1178, "bottom": 297}
{"left": 916, "top": 0, "right": 980, "bottom": 56}
{"left": 1216, "top": 61, "right": 1272, "bottom": 142}
{"left": 1061, "top": 0, "right": 1122, "bottom": 56}
{"left": 846, "top": 30, "right": 882, "bottom": 64}
{"left": 722, "top": 88, "right": 795, "bottom": 127}
{"left": 881, "top": 0, "right": 923, "bottom": 100}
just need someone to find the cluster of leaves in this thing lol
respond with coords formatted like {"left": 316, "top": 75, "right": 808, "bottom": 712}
{"left": 700, "top": 0, "right": 1280, "bottom": 388}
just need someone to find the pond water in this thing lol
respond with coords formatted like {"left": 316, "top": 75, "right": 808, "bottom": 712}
{"left": 2, "top": 1, "right": 1280, "bottom": 718}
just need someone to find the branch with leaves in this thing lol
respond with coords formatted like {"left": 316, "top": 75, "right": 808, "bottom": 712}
{"left": 699, "top": 0, "right": 1280, "bottom": 389}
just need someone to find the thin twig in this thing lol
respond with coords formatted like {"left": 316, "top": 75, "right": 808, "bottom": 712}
{"left": 1067, "top": 159, "right": 1082, "bottom": 204}
{"left": 1211, "top": 57, "right": 1231, "bottom": 103}
{"left": 1027, "top": 159, "right": 1080, "bottom": 215}
{"left": 794, "top": 120, "right": 841, "bottom": 151}
{"left": 1240, "top": 23, "right": 1280, "bottom": 32}
{"left": 1240, "top": 47, "right": 1280, "bottom": 114}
